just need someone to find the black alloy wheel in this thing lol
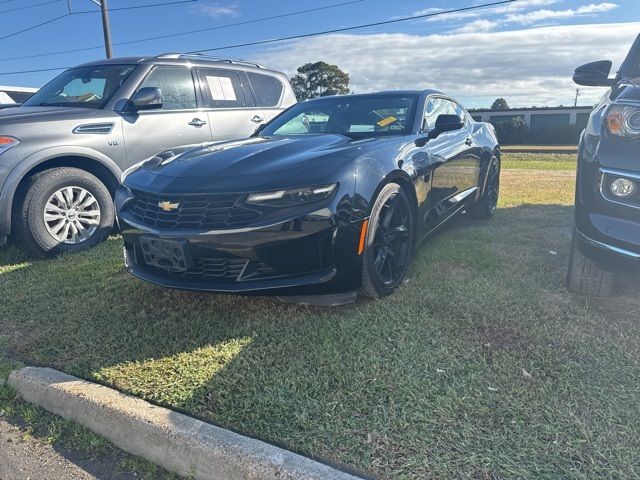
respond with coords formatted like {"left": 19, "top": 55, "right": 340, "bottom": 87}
{"left": 360, "top": 183, "right": 414, "bottom": 298}
{"left": 468, "top": 154, "right": 500, "bottom": 219}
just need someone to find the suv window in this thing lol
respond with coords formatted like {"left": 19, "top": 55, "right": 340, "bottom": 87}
{"left": 424, "top": 97, "right": 461, "bottom": 131}
{"left": 247, "top": 73, "right": 283, "bottom": 107}
{"left": 138, "top": 66, "right": 197, "bottom": 110}
{"left": 197, "top": 68, "right": 253, "bottom": 109}
{"left": 23, "top": 65, "right": 136, "bottom": 109}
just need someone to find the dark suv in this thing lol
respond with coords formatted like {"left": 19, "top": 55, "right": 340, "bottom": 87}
{"left": 0, "top": 54, "right": 295, "bottom": 256}
{"left": 567, "top": 34, "right": 640, "bottom": 295}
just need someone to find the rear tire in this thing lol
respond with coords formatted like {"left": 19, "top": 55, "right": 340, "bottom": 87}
{"left": 566, "top": 234, "right": 614, "bottom": 296}
{"left": 360, "top": 183, "right": 414, "bottom": 298}
{"left": 468, "top": 153, "right": 500, "bottom": 219}
{"left": 13, "top": 167, "right": 114, "bottom": 257}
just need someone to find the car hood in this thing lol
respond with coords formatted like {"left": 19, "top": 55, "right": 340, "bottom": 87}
{"left": 128, "top": 134, "right": 390, "bottom": 194}
{"left": 0, "top": 106, "right": 101, "bottom": 125}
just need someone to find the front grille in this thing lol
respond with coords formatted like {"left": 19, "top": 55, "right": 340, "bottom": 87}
{"left": 138, "top": 253, "right": 276, "bottom": 282}
{"left": 128, "top": 189, "right": 262, "bottom": 230}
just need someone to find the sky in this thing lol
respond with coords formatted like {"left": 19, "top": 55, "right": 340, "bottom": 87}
{"left": 0, "top": 0, "right": 638, "bottom": 108}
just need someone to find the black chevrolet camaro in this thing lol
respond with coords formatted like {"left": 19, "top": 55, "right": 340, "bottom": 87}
{"left": 116, "top": 90, "right": 500, "bottom": 298}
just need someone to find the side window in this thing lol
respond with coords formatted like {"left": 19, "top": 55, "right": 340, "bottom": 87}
{"left": 197, "top": 68, "right": 252, "bottom": 108}
{"left": 138, "top": 66, "right": 197, "bottom": 110}
{"left": 247, "top": 73, "right": 283, "bottom": 107}
{"left": 423, "top": 97, "right": 459, "bottom": 131}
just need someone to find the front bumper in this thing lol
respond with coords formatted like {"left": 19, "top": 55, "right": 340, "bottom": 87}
{"left": 575, "top": 228, "right": 640, "bottom": 273}
{"left": 118, "top": 206, "right": 362, "bottom": 295}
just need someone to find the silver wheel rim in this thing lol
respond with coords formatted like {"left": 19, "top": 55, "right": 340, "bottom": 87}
{"left": 43, "top": 186, "right": 101, "bottom": 244}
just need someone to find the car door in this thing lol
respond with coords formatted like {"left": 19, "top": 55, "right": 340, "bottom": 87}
{"left": 196, "top": 67, "right": 265, "bottom": 141}
{"left": 246, "top": 71, "right": 286, "bottom": 122}
{"left": 425, "top": 97, "right": 480, "bottom": 207}
{"left": 121, "top": 65, "right": 212, "bottom": 165}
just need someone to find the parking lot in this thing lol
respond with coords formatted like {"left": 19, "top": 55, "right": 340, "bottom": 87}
{"left": 1, "top": 153, "right": 638, "bottom": 479}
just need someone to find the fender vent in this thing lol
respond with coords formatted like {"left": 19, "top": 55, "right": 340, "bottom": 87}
{"left": 72, "top": 123, "right": 115, "bottom": 134}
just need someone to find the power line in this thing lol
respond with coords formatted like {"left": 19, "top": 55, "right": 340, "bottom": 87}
{"left": 0, "top": 0, "right": 363, "bottom": 62}
{"left": 0, "top": 0, "right": 62, "bottom": 14}
{"left": 189, "top": 0, "right": 518, "bottom": 53}
{"left": 0, "top": 13, "right": 69, "bottom": 41}
{"left": 0, "top": 0, "right": 199, "bottom": 44}
{"left": 0, "top": 0, "right": 520, "bottom": 76}
{"left": 71, "top": 0, "right": 197, "bottom": 14}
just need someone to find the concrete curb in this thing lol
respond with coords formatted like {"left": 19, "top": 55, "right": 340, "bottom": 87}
{"left": 9, "top": 367, "right": 362, "bottom": 480}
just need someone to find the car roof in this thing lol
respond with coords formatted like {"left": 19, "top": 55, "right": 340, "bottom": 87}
{"left": 74, "top": 53, "right": 280, "bottom": 75}
{"left": 301, "top": 89, "right": 446, "bottom": 101}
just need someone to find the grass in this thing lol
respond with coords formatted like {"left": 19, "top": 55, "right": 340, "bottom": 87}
{"left": 502, "top": 152, "right": 576, "bottom": 171}
{"left": 1, "top": 153, "right": 639, "bottom": 479}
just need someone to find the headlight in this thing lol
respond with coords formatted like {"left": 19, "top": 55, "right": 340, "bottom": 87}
{"left": 246, "top": 183, "right": 337, "bottom": 207}
{"left": 0, "top": 136, "right": 19, "bottom": 155}
{"left": 605, "top": 104, "right": 640, "bottom": 139}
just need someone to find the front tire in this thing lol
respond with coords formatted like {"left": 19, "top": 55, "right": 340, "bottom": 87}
{"left": 566, "top": 234, "right": 614, "bottom": 296}
{"left": 13, "top": 167, "right": 114, "bottom": 257}
{"left": 468, "top": 153, "right": 500, "bottom": 219}
{"left": 360, "top": 183, "right": 415, "bottom": 298}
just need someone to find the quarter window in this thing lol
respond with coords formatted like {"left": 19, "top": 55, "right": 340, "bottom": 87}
{"left": 137, "top": 66, "right": 197, "bottom": 110}
{"left": 247, "top": 73, "right": 283, "bottom": 107}
{"left": 197, "top": 68, "right": 251, "bottom": 108}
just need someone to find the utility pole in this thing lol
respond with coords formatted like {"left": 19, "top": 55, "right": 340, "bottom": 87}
{"left": 99, "top": 0, "right": 113, "bottom": 58}
{"left": 88, "top": 0, "right": 113, "bottom": 58}
{"left": 574, "top": 88, "right": 580, "bottom": 107}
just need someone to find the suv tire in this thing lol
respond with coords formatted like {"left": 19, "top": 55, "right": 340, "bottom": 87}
{"left": 566, "top": 234, "right": 614, "bottom": 296}
{"left": 13, "top": 167, "right": 114, "bottom": 257}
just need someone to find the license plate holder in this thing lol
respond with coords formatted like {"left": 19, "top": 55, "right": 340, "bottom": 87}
{"left": 139, "top": 236, "right": 192, "bottom": 272}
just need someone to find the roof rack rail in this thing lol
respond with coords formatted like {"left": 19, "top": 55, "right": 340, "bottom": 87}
{"left": 155, "top": 53, "right": 266, "bottom": 69}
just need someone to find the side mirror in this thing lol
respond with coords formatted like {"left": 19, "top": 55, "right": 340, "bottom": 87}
{"left": 573, "top": 60, "right": 615, "bottom": 86}
{"left": 428, "top": 114, "right": 464, "bottom": 139}
{"left": 129, "top": 87, "right": 163, "bottom": 111}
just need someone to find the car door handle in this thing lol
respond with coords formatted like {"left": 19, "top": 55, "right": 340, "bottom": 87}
{"left": 251, "top": 115, "right": 264, "bottom": 123}
{"left": 465, "top": 137, "right": 473, "bottom": 146}
{"left": 188, "top": 118, "right": 207, "bottom": 127}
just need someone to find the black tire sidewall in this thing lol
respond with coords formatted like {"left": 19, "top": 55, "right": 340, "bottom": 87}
{"left": 361, "top": 183, "right": 414, "bottom": 298}
{"left": 22, "top": 168, "right": 114, "bottom": 256}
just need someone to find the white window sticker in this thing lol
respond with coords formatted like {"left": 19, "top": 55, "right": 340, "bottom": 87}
{"left": 206, "top": 76, "right": 237, "bottom": 102}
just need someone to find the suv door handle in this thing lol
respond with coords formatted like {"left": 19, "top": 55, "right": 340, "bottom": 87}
{"left": 251, "top": 115, "right": 264, "bottom": 123}
{"left": 188, "top": 118, "right": 207, "bottom": 127}
{"left": 465, "top": 137, "right": 473, "bottom": 146}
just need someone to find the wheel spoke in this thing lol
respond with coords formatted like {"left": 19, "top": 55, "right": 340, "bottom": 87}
{"left": 382, "top": 196, "right": 398, "bottom": 229}
{"left": 72, "top": 189, "right": 88, "bottom": 208}
{"left": 44, "top": 212, "right": 65, "bottom": 222}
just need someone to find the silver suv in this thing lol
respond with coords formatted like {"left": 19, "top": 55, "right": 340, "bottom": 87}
{"left": 0, "top": 53, "right": 296, "bottom": 256}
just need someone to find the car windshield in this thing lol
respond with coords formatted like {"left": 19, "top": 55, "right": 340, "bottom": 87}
{"left": 261, "top": 94, "right": 418, "bottom": 137}
{"left": 23, "top": 64, "right": 137, "bottom": 109}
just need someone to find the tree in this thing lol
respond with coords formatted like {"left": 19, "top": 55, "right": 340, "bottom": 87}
{"left": 290, "top": 62, "right": 350, "bottom": 101}
{"left": 490, "top": 98, "right": 509, "bottom": 111}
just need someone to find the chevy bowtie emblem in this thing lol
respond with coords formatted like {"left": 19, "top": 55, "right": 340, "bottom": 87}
{"left": 158, "top": 201, "right": 180, "bottom": 212}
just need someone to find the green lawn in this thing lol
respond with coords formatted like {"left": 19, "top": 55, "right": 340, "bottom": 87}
{"left": 502, "top": 152, "right": 576, "bottom": 171}
{"left": 1, "top": 154, "right": 639, "bottom": 479}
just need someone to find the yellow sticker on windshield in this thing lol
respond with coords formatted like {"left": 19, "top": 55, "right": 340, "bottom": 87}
{"left": 376, "top": 116, "right": 397, "bottom": 127}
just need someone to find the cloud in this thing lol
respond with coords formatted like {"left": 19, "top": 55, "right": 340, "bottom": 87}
{"left": 506, "top": 2, "right": 618, "bottom": 24}
{"left": 455, "top": 19, "right": 499, "bottom": 33}
{"left": 419, "top": 0, "right": 560, "bottom": 22}
{"left": 253, "top": 22, "right": 639, "bottom": 108}
{"left": 195, "top": 2, "right": 239, "bottom": 18}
